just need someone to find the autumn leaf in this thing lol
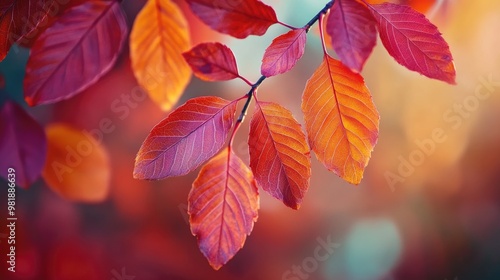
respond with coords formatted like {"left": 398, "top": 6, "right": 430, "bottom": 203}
{"left": 23, "top": 0, "right": 127, "bottom": 106}
{"left": 0, "top": 101, "right": 46, "bottom": 188}
{"left": 134, "top": 96, "right": 238, "bottom": 180}
{"left": 326, "top": 0, "right": 377, "bottom": 72}
{"left": 261, "top": 28, "right": 307, "bottom": 77}
{"left": 42, "top": 124, "right": 110, "bottom": 202}
{"left": 189, "top": 147, "right": 259, "bottom": 270}
{"left": 302, "top": 55, "right": 379, "bottom": 184}
{"left": 16, "top": 0, "right": 88, "bottom": 48}
{"left": 249, "top": 101, "right": 311, "bottom": 209}
{"left": 183, "top": 42, "right": 240, "bottom": 82}
{"left": 185, "top": 0, "right": 278, "bottom": 38}
{"left": 0, "top": 0, "right": 55, "bottom": 62}
{"left": 367, "top": 2, "right": 456, "bottom": 84}
{"left": 130, "top": 0, "right": 192, "bottom": 111}
{"left": 399, "top": 0, "right": 437, "bottom": 13}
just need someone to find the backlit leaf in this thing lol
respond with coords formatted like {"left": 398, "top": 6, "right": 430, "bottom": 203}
{"left": 261, "top": 28, "right": 307, "bottom": 77}
{"left": 186, "top": 0, "right": 277, "bottom": 38}
{"left": 368, "top": 2, "right": 456, "bottom": 84}
{"left": 302, "top": 55, "right": 379, "bottom": 184}
{"left": 326, "top": 0, "right": 377, "bottom": 72}
{"left": 42, "top": 124, "right": 110, "bottom": 202}
{"left": 183, "top": 42, "right": 240, "bottom": 81}
{"left": 0, "top": 101, "right": 46, "bottom": 188}
{"left": 249, "top": 101, "right": 311, "bottom": 209}
{"left": 134, "top": 96, "right": 237, "bottom": 180}
{"left": 189, "top": 147, "right": 259, "bottom": 270}
{"left": 16, "top": 0, "right": 87, "bottom": 48}
{"left": 23, "top": 0, "right": 127, "bottom": 106}
{"left": 130, "top": 0, "right": 191, "bottom": 111}
{"left": 399, "top": 0, "right": 437, "bottom": 13}
{"left": 0, "top": 0, "right": 55, "bottom": 61}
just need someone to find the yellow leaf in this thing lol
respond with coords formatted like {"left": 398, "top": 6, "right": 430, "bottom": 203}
{"left": 130, "top": 0, "right": 192, "bottom": 111}
{"left": 42, "top": 124, "right": 111, "bottom": 202}
{"left": 302, "top": 55, "right": 379, "bottom": 184}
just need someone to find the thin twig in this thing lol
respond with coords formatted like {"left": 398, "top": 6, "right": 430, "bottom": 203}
{"left": 230, "top": 1, "right": 335, "bottom": 142}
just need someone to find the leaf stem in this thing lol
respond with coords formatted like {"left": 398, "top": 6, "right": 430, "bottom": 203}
{"left": 304, "top": 1, "right": 335, "bottom": 32}
{"left": 237, "top": 75, "right": 266, "bottom": 122}
{"left": 238, "top": 75, "right": 254, "bottom": 86}
{"left": 229, "top": 1, "right": 335, "bottom": 146}
{"left": 229, "top": 75, "right": 266, "bottom": 146}
{"left": 277, "top": 21, "right": 298, "bottom": 30}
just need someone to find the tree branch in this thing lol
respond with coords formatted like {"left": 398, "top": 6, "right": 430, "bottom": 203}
{"left": 231, "top": 0, "right": 335, "bottom": 141}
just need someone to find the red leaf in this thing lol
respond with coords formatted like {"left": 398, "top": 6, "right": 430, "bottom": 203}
{"left": 261, "top": 28, "right": 307, "bottom": 77}
{"left": 302, "top": 55, "right": 379, "bottom": 184}
{"left": 23, "top": 0, "right": 128, "bottom": 106}
{"left": 134, "top": 96, "right": 238, "bottom": 180}
{"left": 367, "top": 2, "right": 456, "bottom": 84}
{"left": 189, "top": 147, "right": 259, "bottom": 270}
{"left": 183, "top": 42, "right": 240, "bottom": 82}
{"left": 185, "top": 0, "right": 277, "bottom": 38}
{"left": 0, "top": 101, "right": 46, "bottom": 188}
{"left": 249, "top": 101, "right": 311, "bottom": 209}
{"left": 16, "top": 0, "right": 87, "bottom": 48}
{"left": 0, "top": 0, "right": 55, "bottom": 61}
{"left": 326, "top": 0, "right": 377, "bottom": 72}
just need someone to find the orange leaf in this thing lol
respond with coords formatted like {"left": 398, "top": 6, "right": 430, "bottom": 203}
{"left": 189, "top": 148, "right": 259, "bottom": 270}
{"left": 249, "top": 101, "right": 311, "bottom": 209}
{"left": 302, "top": 55, "right": 379, "bottom": 184}
{"left": 130, "top": 0, "right": 192, "bottom": 111}
{"left": 42, "top": 124, "right": 110, "bottom": 202}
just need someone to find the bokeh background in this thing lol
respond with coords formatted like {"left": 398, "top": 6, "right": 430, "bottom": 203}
{"left": 1, "top": 0, "right": 500, "bottom": 279}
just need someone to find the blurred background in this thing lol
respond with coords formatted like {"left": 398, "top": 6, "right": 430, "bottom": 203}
{"left": 1, "top": 0, "right": 500, "bottom": 279}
